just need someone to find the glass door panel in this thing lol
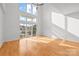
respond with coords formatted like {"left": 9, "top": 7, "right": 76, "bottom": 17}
{"left": 26, "top": 18, "right": 37, "bottom": 37}
{"left": 26, "top": 24, "right": 32, "bottom": 37}
{"left": 33, "top": 24, "right": 36, "bottom": 36}
{"left": 19, "top": 16, "right": 27, "bottom": 38}
{"left": 26, "top": 18, "right": 32, "bottom": 37}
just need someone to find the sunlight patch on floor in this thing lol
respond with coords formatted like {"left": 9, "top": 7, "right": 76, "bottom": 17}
{"left": 59, "top": 43, "right": 78, "bottom": 49}
{"left": 19, "top": 36, "right": 56, "bottom": 55}
{"left": 22, "top": 37, "right": 55, "bottom": 44}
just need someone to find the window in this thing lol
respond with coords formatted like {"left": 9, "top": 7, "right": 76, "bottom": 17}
{"left": 20, "top": 16, "right": 26, "bottom": 21}
{"left": 27, "top": 18, "right": 32, "bottom": 22}
{"left": 27, "top": 24, "right": 32, "bottom": 27}
{"left": 19, "top": 3, "right": 37, "bottom": 15}
{"left": 27, "top": 4, "right": 32, "bottom": 14}
{"left": 20, "top": 16, "right": 26, "bottom": 24}
{"left": 20, "top": 23, "right": 26, "bottom": 26}
{"left": 33, "top": 18, "right": 36, "bottom": 23}
{"left": 19, "top": 3, "right": 27, "bottom": 12}
{"left": 19, "top": 3, "right": 37, "bottom": 37}
{"left": 32, "top": 5, "right": 37, "bottom": 15}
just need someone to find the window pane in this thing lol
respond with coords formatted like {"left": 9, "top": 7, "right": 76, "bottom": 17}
{"left": 20, "top": 16, "right": 26, "bottom": 21}
{"left": 20, "top": 16, "right": 26, "bottom": 25}
{"left": 27, "top": 4, "right": 32, "bottom": 13}
{"left": 27, "top": 24, "right": 32, "bottom": 27}
{"left": 33, "top": 18, "right": 36, "bottom": 22}
{"left": 27, "top": 18, "right": 32, "bottom": 22}
{"left": 33, "top": 5, "right": 37, "bottom": 15}
{"left": 20, "top": 23, "right": 26, "bottom": 26}
{"left": 19, "top": 3, "right": 26, "bottom": 12}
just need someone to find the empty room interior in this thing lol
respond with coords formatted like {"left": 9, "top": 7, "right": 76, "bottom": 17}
{"left": 0, "top": 3, "right": 79, "bottom": 56}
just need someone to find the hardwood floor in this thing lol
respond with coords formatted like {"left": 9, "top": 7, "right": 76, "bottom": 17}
{"left": 0, "top": 40, "right": 19, "bottom": 56}
{"left": 0, "top": 36, "right": 79, "bottom": 56}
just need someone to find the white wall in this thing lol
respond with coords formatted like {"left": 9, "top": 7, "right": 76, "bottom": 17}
{"left": 0, "top": 5, "right": 3, "bottom": 43}
{"left": 52, "top": 12, "right": 65, "bottom": 29}
{"left": 41, "top": 4, "right": 79, "bottom": 41}
{"left": 3, "top": 4, "right": 20, "bottom": 41}
{"left": 67, "top": 16, "right": 79, "bottom": 37}
{"left": 37, "top": 6, "right": 43, "bottom": 35}
{"left": 41, "top": 4, "right": 63, "bottom": 38}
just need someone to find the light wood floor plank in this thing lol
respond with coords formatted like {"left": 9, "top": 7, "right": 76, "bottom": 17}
{"left": 0, "top": 36, "right": 79, "bottom": 56}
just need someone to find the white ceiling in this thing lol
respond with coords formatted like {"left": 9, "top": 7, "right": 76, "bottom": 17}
{"left": 52, "top": 3, "right": 79, "bottom": 15}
